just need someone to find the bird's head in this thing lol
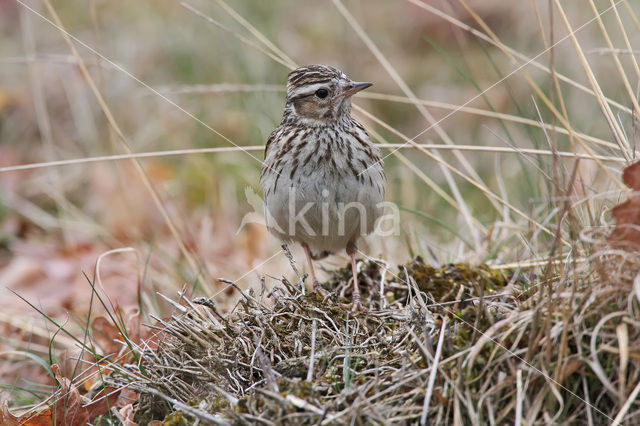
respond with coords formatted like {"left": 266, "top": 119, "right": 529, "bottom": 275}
{"left": 283, "top": 64, "right": 372, "bottom": 126}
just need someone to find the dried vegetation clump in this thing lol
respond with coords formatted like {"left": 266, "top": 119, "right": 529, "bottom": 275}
{"left": 112, "top": 249, "right": 639, "bottom": 425}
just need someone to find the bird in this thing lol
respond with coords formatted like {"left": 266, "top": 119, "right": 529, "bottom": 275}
{"left": 260, "top": 64, "right": 386, "bottom": 311}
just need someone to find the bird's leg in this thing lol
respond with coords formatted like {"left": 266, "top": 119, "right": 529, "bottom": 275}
{"left": 303, "top": 243, "right": 329, "bottom": 297}
{"left": 347, "top": 243, "right": 366, "bottom": 312}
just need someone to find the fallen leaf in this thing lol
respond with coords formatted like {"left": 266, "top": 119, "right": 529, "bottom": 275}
{"left": 91, "top": 316, "right": 123, "bottom": 356}
{"left": 115, "top": 404, "right": 138, "bottom": 426}
{"left": 610, "top": 161, "right": 640, "bottom": 248}
{"left": 0, "top": 365, "right": 121, "bottom": 426}
{"left": 0, "top": 398, "right": 21, "bottom": 426}
{"left": 115, "top": 388, "right": 139, "bottom": 408}
{"left": 0, "top": 257, "right": 45, "bottom": 289}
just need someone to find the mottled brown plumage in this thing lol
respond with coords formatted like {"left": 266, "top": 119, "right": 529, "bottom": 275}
{"left": 261, "top": 65, "right": 385, "bottom": 311}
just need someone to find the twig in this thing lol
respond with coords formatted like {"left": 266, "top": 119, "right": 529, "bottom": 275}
{"left": 192, "top": 297, "right": 226, "bottom": 323}
{"left": 282, "top": 243, "right": 306, "bottom": 295}
{"left": 420, "top": 317, "right": 448, "bottom": 425}
{"left": 516, "top": 369, "right": 523, "bottom": 426}
{"left": 217, "top": 278, "right": 264, "bottom": 309}
{"left": 307, "top": 319, "right": 318, "bottom": 382}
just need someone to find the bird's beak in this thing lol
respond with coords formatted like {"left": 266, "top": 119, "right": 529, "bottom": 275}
{"left": 336, "top": 81, "right": 373, "bottom": 98}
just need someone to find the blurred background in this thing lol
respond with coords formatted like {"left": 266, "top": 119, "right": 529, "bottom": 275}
{"left": 0, "top": 0, "right": 637, "bottom": 370}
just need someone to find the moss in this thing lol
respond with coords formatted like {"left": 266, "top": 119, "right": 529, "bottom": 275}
{"left": 403, "top": 257, "right": 519, "bottom": 304}
{"left": 278, "top": 378, "right": 313, "bottom": 399}
{"left": 236, "top": 397, "right": 249, "bottom": 414}
{"left": 162, "top": 411, "right": 194, "bottom": 425}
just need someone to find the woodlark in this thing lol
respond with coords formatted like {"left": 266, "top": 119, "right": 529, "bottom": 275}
{"left": 261, "top": 65, "right": 385, "bottom": 311}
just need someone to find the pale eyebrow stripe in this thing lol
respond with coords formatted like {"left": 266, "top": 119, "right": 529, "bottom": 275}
{"left": 289, "top": 82, "right": 332, "bottom": 99}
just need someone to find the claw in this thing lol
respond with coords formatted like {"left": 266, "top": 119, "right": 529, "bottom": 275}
{"left": 338, "top": 300, "right": 367, "bottom": 313}
{"left": 313, "top": 279, "right": 330, "bottom": 298}
{"left": 351, "top": 300, "right": 367, "bottom": 312}
{"left": 349, "top": 287, "right": 367, "bottom": 312}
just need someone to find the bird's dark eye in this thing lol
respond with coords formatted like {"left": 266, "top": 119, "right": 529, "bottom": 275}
{"left": 315, "top": 88, "right": 329, "bottom": 99}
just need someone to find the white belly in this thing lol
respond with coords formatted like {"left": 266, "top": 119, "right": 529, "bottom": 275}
{"left": 264, "top": 170, "right": 383, "bottom": 253}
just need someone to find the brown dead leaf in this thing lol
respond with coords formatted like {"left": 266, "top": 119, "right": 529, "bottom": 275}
{"left": 0, "top": 398, "right": 21, "bottom": 426}
{"left": 622, "top": 161, "right": 640, "bottom": 189}
{"left": 115, "top": 388, "right": 139, "bottom": 408}
{"left": 92, "top": 309, "right": 165, "bottom": 357}
{"left": 115, "top": 404, "right": 137, "bottom": 426}
{"left": 125, "top": 308, "right": 164, "bottom": 351}
{"left": 0, "top": 364, "right": 121, "bottom": 426}
{"left": 91, "top": 316, "right": 123, "bottom": 356}
{"left": 58, "top": 349, "right": 95, "bottom": 391}
{"left": 0, "top": 256, "right": 45, "bottom": 289}
{"left": 432, "top": 389, "right": 449, "bottom": 406}
{"left": 145, "top": 162, "right": 174, "bottom": 183}
{"left": 610, "top": 161, "right": 640, "bottom": 248}
{"left": 83, "top": 384, "right": 123, "bottom": 423}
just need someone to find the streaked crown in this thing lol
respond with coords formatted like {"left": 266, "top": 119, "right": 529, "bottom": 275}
{"left": 282, "top": 64, "right": 372, "bottom": 124}
{"left": 286, "top": 65, "right": 347, "bottom": 101}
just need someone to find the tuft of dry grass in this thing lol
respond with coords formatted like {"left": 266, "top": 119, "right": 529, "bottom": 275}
{"left": 104, "top": 243, "right": 639, "bottom": 424}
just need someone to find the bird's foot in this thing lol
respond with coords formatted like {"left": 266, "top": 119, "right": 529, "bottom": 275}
{"left": 339, "top": 294, "right": 367, "bottom": 313}
{"left": 350, "top": 300, "right": 367, "bottom": 312}
{"left": 350, "top": 276, "right": 367, "bottom": 312}
{"left": 338, "top": 301, "right": 367, "bottom": 313}
{"left": 313, "top": 280, "right": 330, "bottom": 298}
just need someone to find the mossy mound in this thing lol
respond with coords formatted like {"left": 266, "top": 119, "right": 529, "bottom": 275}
{"left": 113, "top": 254, "right": 638, "bottom": 425}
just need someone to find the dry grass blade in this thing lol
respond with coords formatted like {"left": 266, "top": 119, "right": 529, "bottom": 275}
{"left": 551, "top": 0, "right": 631, "bottom": 159}
{"left": 180, "top": 3, "right": 294, "bottom": 69}
{"left": 420, "top": 317, "right": 448, "bottom": 425}
{"left": 609, "top": 0, "right": 640, "bottom": 80}
{"left": 360, "top": 92, "right": 619, "bottom": 151}
{"left": 622, "top": 0, "right": 640, "bottom": 30}
{"left": 332, "top": 0, "right": 501, "bottom": 225}
{"left": 613, "top": 379, "right": 640, "bottom": 424}
{"left": 212, "top": 0, "right": 297, "bottom": 69}
{"left": 367, "top": 126, "right": 489, "bottom": 237}
{"left": 405, "top": 0, "right": 633, "bottom": 116}
{"left": 3, "top": 0, "right": 639, "bottom": 424}
{"left": 153, "top": 83, "right": 284, "bottom": 95}
{"left": 457, "top": 0, "right": 627, "bottom": 190}
{"left": 357, "top": 107, "right": 564, "bottom": 244}
{"left": 35, "top": 0, "right": 208, "bottom": 288}
{"left": 14, "top": 0, "right": 267, "bottom": 168}
{"left": 586, "top": 0, "right": 640, "bottom": 119}
{"left": 0, "top": 144, "right": 623, "bottom": 174}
